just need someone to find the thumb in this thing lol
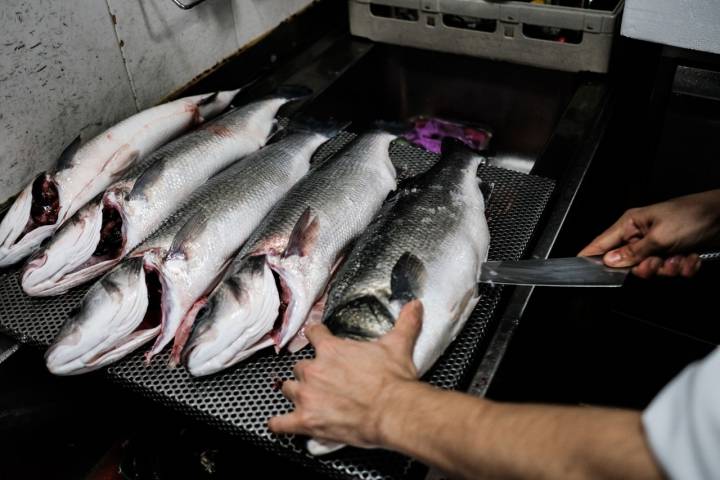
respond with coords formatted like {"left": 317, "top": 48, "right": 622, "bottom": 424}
{"left": 604, "top": 235, "right": 661, "bottom": 267}
{"left": 387, "top": 299, "right": 424, "bottom": 359}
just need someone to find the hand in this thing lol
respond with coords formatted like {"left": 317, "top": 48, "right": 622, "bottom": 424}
{"left": 579, "top": 190, "right": 720, "bottom": 278}
{"left": 268, "top": 300, "right": 424, "bottom": 448}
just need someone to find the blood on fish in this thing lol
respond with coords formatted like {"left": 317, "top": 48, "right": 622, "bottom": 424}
{"left": 93, "top": 201, "right": 124, "bottom": 259}
{"left": 270, "top": 269, "right": 290, "bottom": 339}
{"left": 204, "top": 124, "right": 234, "bottom": 138}
{"left": 138, "top": 267, "right": 163, "bottom": 331}
{"left": 18, "top": 174, "right": 60, "bottom": 241}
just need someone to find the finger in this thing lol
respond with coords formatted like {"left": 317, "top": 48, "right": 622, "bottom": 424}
{"left": 268, "top": 412, "right": 309, "bottom": 435}
{"left": 657, "top": 256, "right": 682, "bottom": 277}
{"left": 632, "top": 257, "right": 662, "bottom": 279}
{"left": 604, "top": 235, "right": 660, "bottom": 268}
{"left": 305, "top": 323, "right": 335, "bottom": 351}
{"left": 681, "top": 254, "right": 701, "bottom": 278}
{"left": 281, "top": 379, "right": 301, "bottom": 402}
{"left": 579, "top": 217, "right": 639, "bottom": 257}
{"left": 293, "top": 359, "right": 312, "bottom": 382}
{"left": 387, "top": 299, "right": 424, "bottom": 359}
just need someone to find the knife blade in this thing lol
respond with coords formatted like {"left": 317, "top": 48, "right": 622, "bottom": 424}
{"left": 479, "top": 255, "right": 630, "bottom": 287}
{"left": 480, "top": 252, "right": 719, "bottom": 287}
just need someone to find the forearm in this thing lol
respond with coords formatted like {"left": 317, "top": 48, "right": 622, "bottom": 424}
{"left": 377, "top": 382, "right": 663, "bottom": 480}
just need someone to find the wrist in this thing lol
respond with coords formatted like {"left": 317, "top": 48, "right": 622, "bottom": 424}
{"left": 371, "top": 379, "right": 430, "bottom": 448}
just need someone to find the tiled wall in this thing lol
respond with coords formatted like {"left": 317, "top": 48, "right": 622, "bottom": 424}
{"left": 0, "top": 0, "right": 316, "bottom": 205}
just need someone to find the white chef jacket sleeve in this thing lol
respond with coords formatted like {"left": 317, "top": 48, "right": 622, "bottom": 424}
{"left": 643, "top": 347, "right": 720, "bottom": 480}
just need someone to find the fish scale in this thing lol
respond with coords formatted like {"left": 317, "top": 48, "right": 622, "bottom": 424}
{"left": 22, "top": 93, "right": 298, "bottom": 297}
{"left": 324, "top": 138, "right": 490, "bottom": 375}
{"left": 0, "top": 90, "right": 240, "bottom": 267}
{"left": 152, "top": 131, "right": 332, "bottom": 363}
{"left": 307, "top": 138, "right": 490, "bottom": 457}
{"left": 44, "top": 128, "right": 332, "bottom": 375}
{"left": 183, "top": 130, "right": 399, "bottom": 372}
{"left": 237, "top": 132, "right": 397, "bottom": 261}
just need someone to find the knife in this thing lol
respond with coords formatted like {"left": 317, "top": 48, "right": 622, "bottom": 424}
{"left": 479, "top": 252, "right": 719, "bottom": 287}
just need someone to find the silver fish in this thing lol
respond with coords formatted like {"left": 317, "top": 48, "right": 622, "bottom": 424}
{"left": 182, "top": 131, "right": 398, "bottom": 376}
{"left": 43, "top": 119, "right": 332, "bottom": 375}
{"left": 150, "top": 123, "right": 343, "bottom": 365}
{"left": 45, "top": 187, "right": 214, "bottom": 375}
{"left": 307, "top": 138, "right": 490, "bottom": 456}
{"left": 0, "top": 90, "right": 239, "bottom": 267}
{"left": 22, "top": 87, "right": 309, "bottom": 296}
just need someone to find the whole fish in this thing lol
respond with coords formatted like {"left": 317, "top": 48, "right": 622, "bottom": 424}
{"left": 149, "top": 121, "right": 344, "bottom": 365}
{"left": 182, "top": 131, "right": 398, "bottom": 376}
{"left": 0, "top": 90, "right": 240, "bottom": 267}
{"left": 44, "top": 119, "right": 335, "bottom": 375}
{"left": 22, "top": 87, "right": 310, "bottom": 296}
{"left": 307, "top": 138, "right": 490, "bottom": 456}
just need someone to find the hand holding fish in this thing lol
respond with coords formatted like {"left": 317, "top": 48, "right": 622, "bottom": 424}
{"left": 579, "top": 189, "right": 720, "bottom": 278}
{"left": 268, "top": 300, "right": 423, "bottom": 448}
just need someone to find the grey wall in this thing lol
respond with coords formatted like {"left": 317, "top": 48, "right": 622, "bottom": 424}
{"left": 0, "top": 0, "right": 316, "bottom": 205}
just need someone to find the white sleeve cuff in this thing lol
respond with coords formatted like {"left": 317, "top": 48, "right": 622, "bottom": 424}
{"left": 643, "top": 347, "right": 720, "bottom": 480}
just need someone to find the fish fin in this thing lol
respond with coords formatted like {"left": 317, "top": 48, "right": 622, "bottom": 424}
{"left": 167, "top": 211, "right": 209, "bottom": 260}
{"left": 128, "top": 156, "right": 168, "bottom": 200}
{"left": 266, "top": 119, "right": 283, "bottom": 142}
{"left": 390, "top": 252, "right": 427, "bottom": 304}
{"left": 273, "top": 85, "right": 313, "bottom": 101}
{"left": 56, "top": 134, "right": 82, "bottom": 171}
{"left": 282, "top": 207, "right": 320, "bottom": 258}
{"left": 287, "top": 117, "right": 350, "bottom": 140}
{"left": 107, "top": 146, "right": 140, "bottom": 179}
{"left": 169, "top": 297, "right": 208, "bottom": 368}
{"left": 479, "top": 180, "right": 495, "bottom": 204}
{"left": 197, "top": 91, "right": 219, "bottom": 106}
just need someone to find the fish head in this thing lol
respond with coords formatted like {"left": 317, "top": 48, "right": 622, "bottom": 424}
{"left": 324, "top": 295, "right": 395, "bottom": 341}
{"left": 184, "top": 256, "right": 280, "bottom": 376}
{"left": 0, "top": 174, "right": 61, "bottom": 267}
{"left": 44, "top": 258, "right": 157, "bottom": 375}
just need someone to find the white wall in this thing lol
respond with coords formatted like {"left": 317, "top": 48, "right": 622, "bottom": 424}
{"left": 0, "top": 0, "right": 315, "bottom": 205}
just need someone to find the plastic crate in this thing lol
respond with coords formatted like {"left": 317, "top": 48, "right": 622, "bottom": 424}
{"left": 349, "top": 0, "right": 624, "bottom": 73}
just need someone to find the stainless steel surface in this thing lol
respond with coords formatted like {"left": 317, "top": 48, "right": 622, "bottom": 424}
{"left": 0, "top": 333, "right": 19, "bottom": 365}
{"left": 480, "top": 255, "right": 630, "bottom": 287}
{"left": 673, "top": 65, "right": 720, "bottom": 102}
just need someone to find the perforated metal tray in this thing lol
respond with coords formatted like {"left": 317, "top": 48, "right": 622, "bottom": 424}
{"left": 0, "top": 134, "right": 554, "bottom": 480}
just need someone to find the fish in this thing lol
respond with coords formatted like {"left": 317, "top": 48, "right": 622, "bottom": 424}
{"left": 147, "top": 119, "right": 346, "bottom": 365}
{"left": 0, "top": 90, "right": 241, "bottom": 267}
{"left": 44, "top": 116, "right": 336, "bottom": 375}
{"left": 21, "top": 86, "right": 311, "bottom": 296}
{"left": 182, "top": 130, "right": 398, "bottom": 376}
{"left": 45, "top": 193, "right": 205, "bottom": 375}
{"left": 307, "top": 137, "right": 490, "bottom": 456}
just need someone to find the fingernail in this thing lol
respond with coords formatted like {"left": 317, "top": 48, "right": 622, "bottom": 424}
{"left": 606, "top": 251, "right": 622, "bottom": 264}
{"left": 669, "top": 256, "right": 680, "bottom": 265}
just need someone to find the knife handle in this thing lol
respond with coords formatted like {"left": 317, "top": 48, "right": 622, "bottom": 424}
{"left": 699, "top": 252, "right": 720, "bottom": 262}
